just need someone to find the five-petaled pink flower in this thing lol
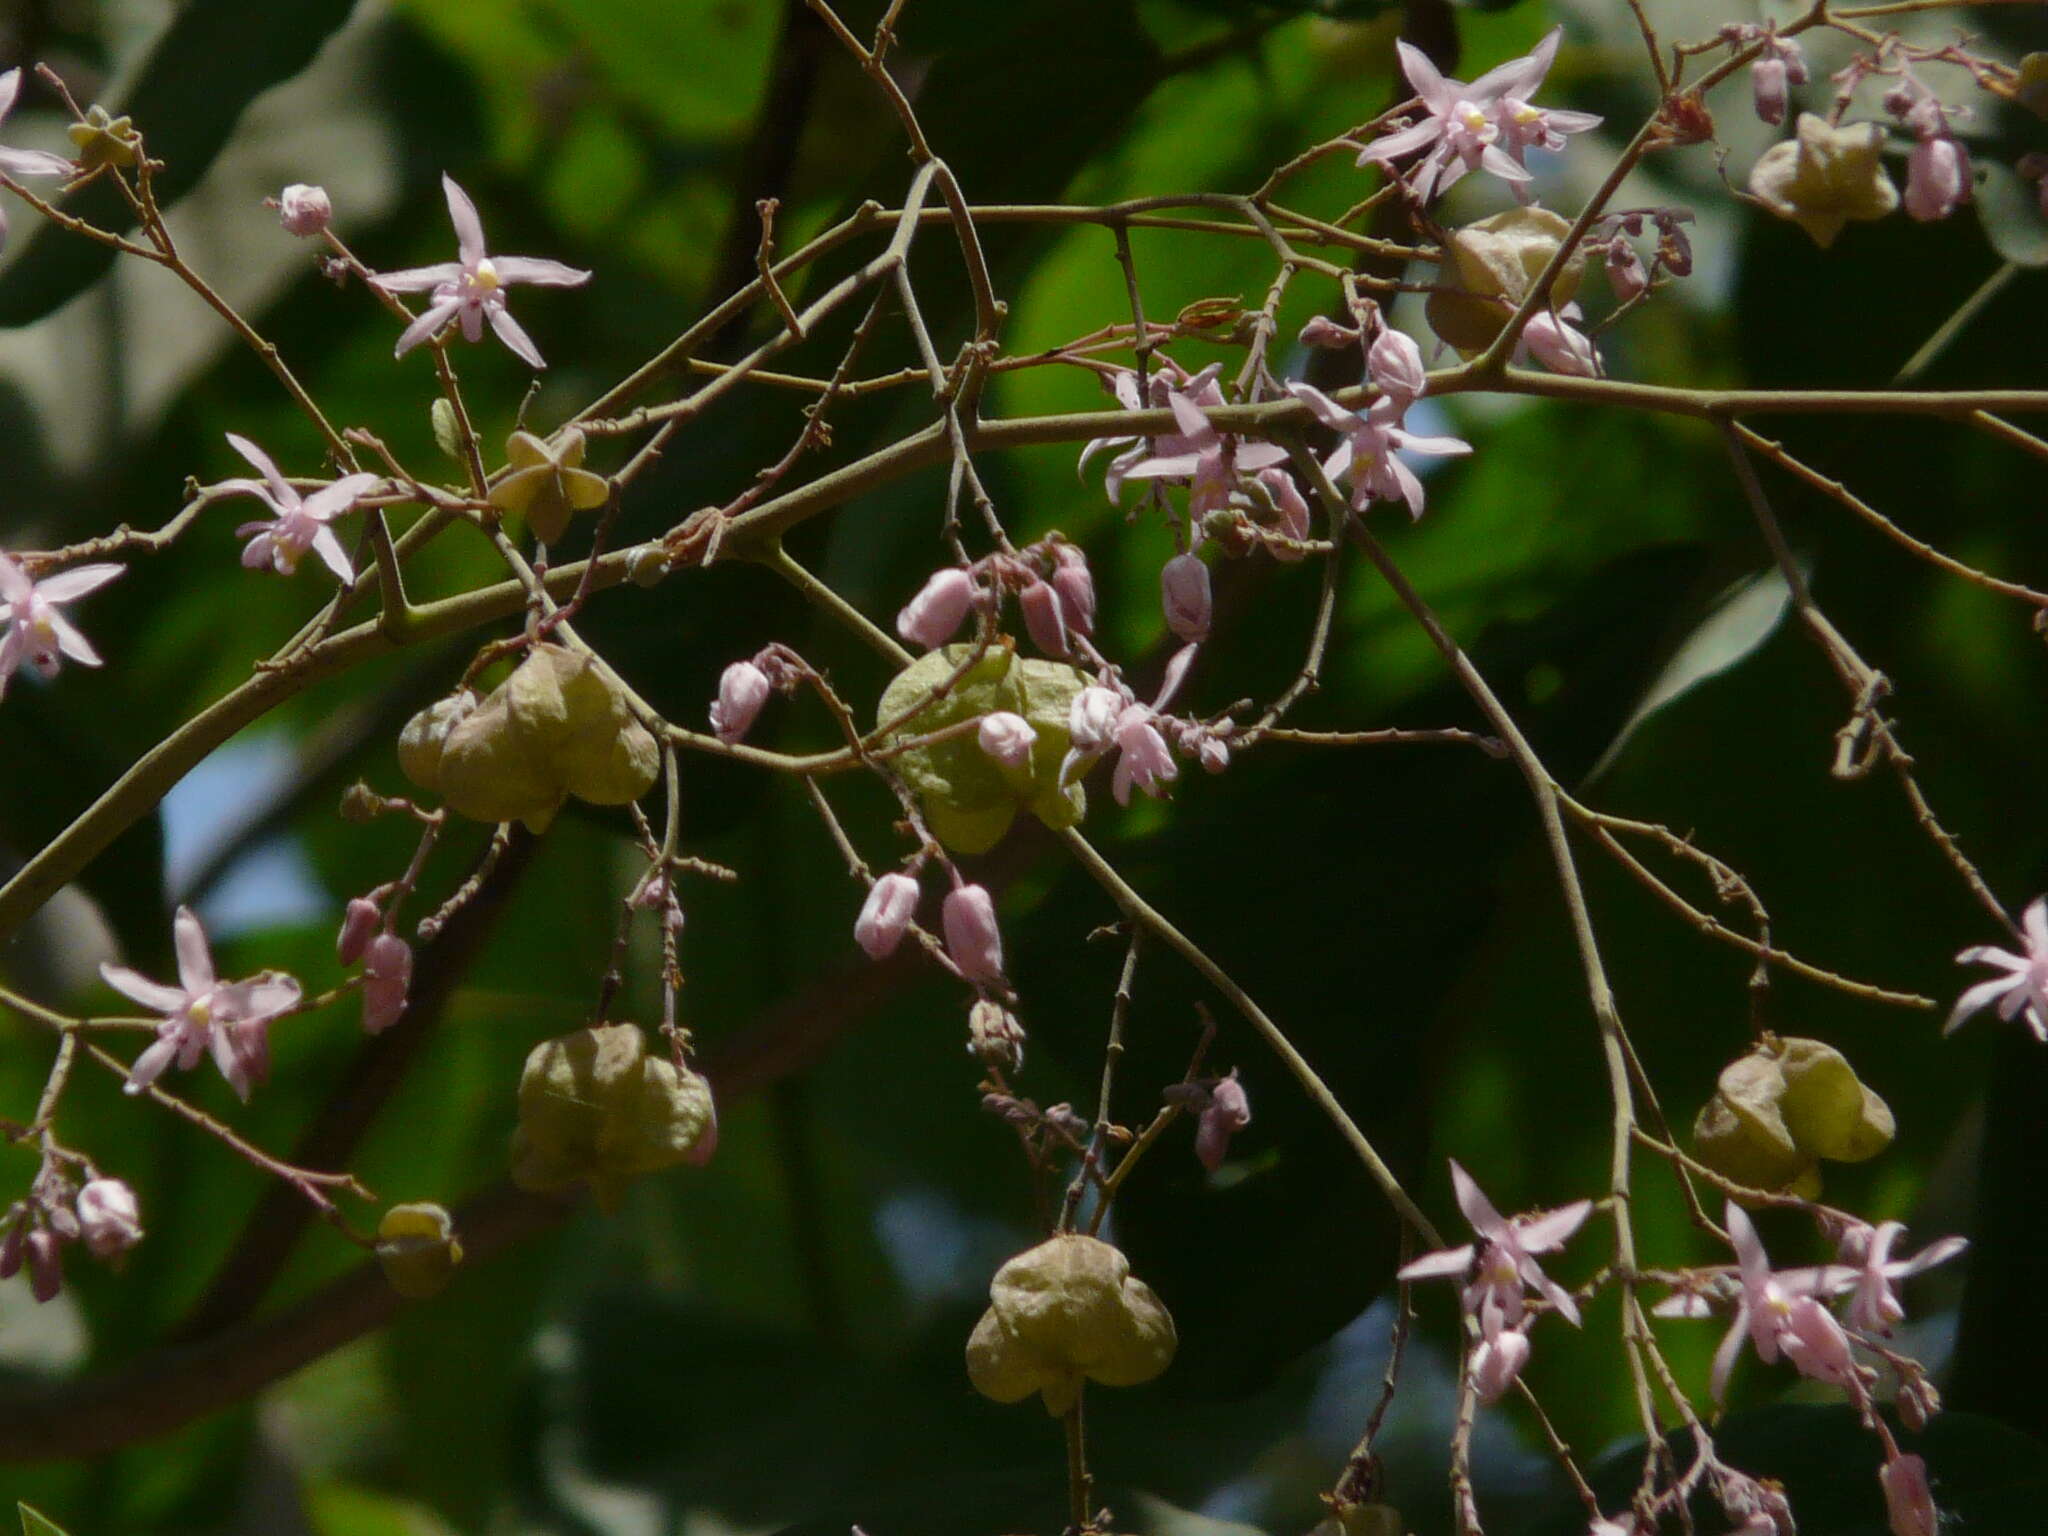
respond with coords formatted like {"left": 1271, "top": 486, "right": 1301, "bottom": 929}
{"left": 1946, "top": 896, "right": 2048, "bottom": 1043}
{"left": 1400, "top": 1161, "right": 1591, "bottom": 1404}
{"left": 375, "top": 174, "right": 591, "bottom": 369}
{"left": 0, "top": 552, "right": 122, "bottom": 703}
{"left": 1285, "top": 382, "right": 1472, "bottom": 518}
{"left": 99, "top": 906, "right": 302, "bottom": 1102}
{"left": 0, "top": 68, "right": 75, "bottom": 253}
{"left": 1078, "top": 358, "right": 1225, "bottom": 503}
{"left": 1119, "top": 389, "right": 1289, "bottom": 518}
{"left": 221, "top": 434, "right": 382, "bottom": 583}
{"left": 1834, "top": 1220, "right": 1966, "bottom": 1337}
{"left": 1359, "top": 29, "right": 1600, "bottom": 205}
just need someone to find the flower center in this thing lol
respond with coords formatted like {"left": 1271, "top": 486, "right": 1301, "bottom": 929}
{"left": 470, "top": 257, "right": 502, "bottom": 294}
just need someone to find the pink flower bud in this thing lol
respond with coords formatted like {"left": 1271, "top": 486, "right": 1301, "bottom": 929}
{"left": 362, "top": 932, "right": 413, "bottom": 1034}
{"left": 1368, "top": 326, "right": 1428, "bottom": 406}
{"left": 854, "top": 872, "right": 920, "bottom": 959}
{"left": 1257, "top": 467, "right": 1311, "bottom": 559}
{"left": 942, "top": 884, "right": 1005, "bottom": 983}
{"left": 1298, "top": 315, "right": 1360, "bottom": 349}
{"left": 1018, "top": 579, "right": 1069, "bottom": 656}
{"left": 0, "top": 1223, "right": 21, "bottom": 1279}
{"left": 1606, "top": 241, "right": 1648, "bottom": 303}
{"left": 76, "top": 1179, "right": 143, "bottom": 1260}
{"left": 25, "top": 1227, "right": 62, "bottom": 1303}
{"left": 1193, "top": 1072, "right": 1251, "bottom": 1171}
{"left": 278, "top": 183, "right": 332, "bottom": 237}
{"left": 977, "top": 710, "right": 1038, "bottom": 768}
{"left": 1880, "top": 1454, "right": 1937, "bottom": 1536}
{"left": 1051, "top": 544, "right": 1096, "bottom": 637}
{"left": 1069, "top": 686, "right": 1123, "bottom": 755}
{"left": 1196, "top": 733, "right": 1230, "bottom": 774}
{"left": 896, "top": 568, "right": 977, "bottom": 650}
{"left": 337, "top": 896, "right": 381, "bottom": 965}
{"left": 1751, "top": 56, "right": 1789, "bottom": 125}
{"left": 1161, "top": 553, "right": 1212, "bottom": 643}
{"left": 710, "top": 660, "right": 772, "bottom": 744}
{"left": 1904, "top": 134, "right": 1968, "bottom": 222}
{"left": 1523, "top": 308, "right": 1601, "bottom": 378}
{"left": 1470, "top": 1325, "right": 1531, "bottom": 1403}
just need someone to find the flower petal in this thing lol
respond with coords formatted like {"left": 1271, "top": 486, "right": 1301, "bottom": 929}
{"left": 98, "top": 963, "right": 187, "bottom": 1016}
{"left": 374, "top": 262, "right": 464, "bottom": 294}
{"left": 48, "top": 612, "right": 101, "bottom": 666}
{"left": 1398, "top": 1243, "right": 1476, "bottom": 1281}
{"left": 492, "top": 255, "right": 592, "bottom": 288}
{"left": 32, "top": 562, "right": 122, "bottom": 603}
{"left": 1395, "top": 39, "right": 1458, "bottom": 117}
{"left": 310, "top": 526, "right": 354, "bottom": 584}
{"left": 393, "top": 297, "right": 462, "bottom": 358}
{"left": 1946, "top": 973, "right": 2020, "bottom": 1034}
{"left": 173, "top": 906, "right": 215, "bottom": 992}
{"left": 225, "top": 433, "right": 294, "bottom": 504}
{"left": 441, "top": 173, "right": 487, "bottom": 267}
{"left": 487, "top": 303, "right": 546, "bottom": 368}
{"left": 1450, "top": 1161, "right": 1510, "bottom": 1241}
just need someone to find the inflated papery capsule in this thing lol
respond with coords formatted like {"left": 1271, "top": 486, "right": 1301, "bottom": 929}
{"left": 397, "top": 692, "right": 478, "bottom": 793}
{"left": 965, "top": 1233, "right": 1177, "bottom": 1415}
{"left": 854, "top": 872, "right": 920, "bottom": 960}
{"left": 375, "top": 1202, "right": 464, "bottom": 1299}
{"left": 943, "top": 884, "right": 1005, "bottom": 983}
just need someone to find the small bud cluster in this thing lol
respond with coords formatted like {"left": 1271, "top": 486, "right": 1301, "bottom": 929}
{"left": 1, "top": 1174, "right": 142, "bottom": 1303}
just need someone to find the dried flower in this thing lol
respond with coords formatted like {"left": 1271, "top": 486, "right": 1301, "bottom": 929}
{"left": 376, "top": 174, "right": 591, "bottom": 369}
{"left": 1193, "top": 1071, "right": 1250, "bottom": 1172}
{"left": 487, "top": 428, "right": 610, "bottom": 544}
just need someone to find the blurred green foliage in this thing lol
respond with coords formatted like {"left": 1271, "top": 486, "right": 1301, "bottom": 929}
{"left": 1, "top": 0, "right": 2047, "bottom": 1531}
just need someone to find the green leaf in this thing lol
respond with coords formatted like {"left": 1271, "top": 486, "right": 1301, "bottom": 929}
{"left": 0, "top": 0, "right": 357, "bottom": 326}
{"left": 18, "top": 1505, "right": 70, "bottom": 1536}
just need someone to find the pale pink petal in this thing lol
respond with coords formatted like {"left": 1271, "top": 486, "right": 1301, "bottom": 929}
{"left": 32, "top": 563, "right": 122, "bottom": 603}
{"left": 1398, "top": 1244, "right": 1476, "bottom": 1281}
{"left": 1889, "top": 1235, "right": 1968, "bottom": 1278}
{"left": 310, "top": 527, "right": 353, "bottom": 584}
{"left": 1358, "top": 120, "right": 1446, "bottom": 167}
{"left": 1516, "top": 1199, "right": 1592, "bottom": 1253}
{"left": 241, "top": 534, "right": 276, "bottom": 571}
{"left": 1284, "top": 380, "right": 1360, "bottom": 432}
{"left": 1451, "top": 1161, "right": 1510, "bottom": 1242}
{"left": 1955, "top": 944, "right": 2026, "bottom": 972}
{"left": 2025, "top": 898, "right": 2048, "bottom": 956}
{"left": 1709, "top": 1309, "right": 1750, "bottom": 1401}
{"left": 1471, "top": 28, "right": 1560, "bottom": 102}
{"left": 47, "top": 612, "right": 101, "bottom": 667}
{"left": 492, "top": 256, "right": 592, "bottom": 288}
{"left": 1946, "top": 973, "right": 2020, "bottom": 1034}
{"left": 1480, "top": 143, "right": 1535, "bottom": 182}
{"left": 488, "top": 303, "right": 546, "bottom": 366}
{"left": 0, "top": 552, "right": 32, "bottom": 604}
{"left": 122, "top": 1035, "right": 181, "bottom": 1095}
{"left": 1120, "top": 452, "right": 1202, "bottom": 483}
{"left": 440, "top": 173, "right": 487, "bottom": 267}
{"left": 172, "top": 906, "right": 214, "bottom": 992}
{"left": 225, "top": 974, "right": 303, "bottom": 1020}
{"left": 1541, "top": 109, "right": 1603, "bottom": 133}
{"left": 225, "top": 433, "right": 295, "bottom": 504}
{"left": 299, "top": 473, "right": 382, "bottom": 520}
{"left": 1235, "top": 440, "right": 1292, "bottom": 471}
{"left": 97, "top": 964, "right": 187, "bottom": 1015}
{"left": 393, "top": 297, "right": 463, "bottom": 358}
{"left": 0, "top": 145, "right": 72, "bottom": 178}
{"left": 0, "top": 67, "right": 19, "bottom": 119}
{"left": 374, "top": 262, "right": 464, "bottom": 294}
{"left": 1395, "top": 39, "right": 1458, "bottom": 116}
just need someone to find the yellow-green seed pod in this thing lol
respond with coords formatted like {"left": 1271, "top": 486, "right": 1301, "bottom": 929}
{"left": 375, "top": 1202, "right": 464, "bottom": 1299}
{"left": 965, "top": 1233, "right": 1177, "bottom": 1415}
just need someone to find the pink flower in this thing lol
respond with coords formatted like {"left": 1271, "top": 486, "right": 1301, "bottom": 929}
{"left": 1880, "top": 1453, "right": 1938, "bottom": 1536}
{"left": 977, "top": 710, "right": 1038, "bottom": 768}
{"left": 1110, "top": 706, "right": 1178, "bottom": 805}
{"left": 1947, "top": 896, "right": 2048, "bottom": 1042}
{"left": 710, "top": 660, "right": 772, "bottom": 744}
{"left": 375, "top": 174, "right": 591, "bottom": 369}
{"left": 1068, "top": 686, "right": 1123, "bottom": 756}
{"left": 1834, "top": 1220, "right": 1967, "bottom": 1336}
{"left": 75, "top": 1179, "right": 143, "bottom": 1260}
{"left": 896, "top": 568, "right": 978, "bottom": 650}
{"left": 1904, "top": 133, "right": 1968, "bottom": 223}
{"left": 0, "top": 68, "right": 75, "bottom": 254}
{"left": 361, "top": 932, "right": 413, "bottom": 1034}
{"left": 1077, "top": 359, "right": 1224, "bottom": 502}
{"left": 1159, "top": 552, "right": 1213, "bottom": 643}
{"left": 277, "top": 183, "right": 332, "bottom": 237}
{"left": 1193, "top": 1072, "right": 1250, "bottom": 1172}
{"left": 1285, "top": 381, "right": 1472, "bottom": 519}
{"left": 1692, "top": 1202, "right": 1861, "bottom": 1400}
{"left": 1469, "top": 1324, "right": 1532, "bottom": 1403}
{"left": 1257, "top": 467, "right": 1312, "bottom": 560}
{"left": 854, "top": 871, "right": 920, "bottom": 960}
{"left": 942, "top": 884, "right": 1005, "bottom": 984}
{"left": 222, "top": 433, "right": 380, "bottom": 582}
{"left": 98, "top": 906, "right": 302, "bottom": 1101}
{"left": 1359, "top": 30, "right": 1599, "bottom": 204}
{"left": 0, "top": 552, "right": 121, "bottom": 702}
{"left": 1398, "top": 1161, "right": 1593, "bottom": 1334}
{"left": 1120, "top": 389, "right": 1289, "bottom": 518}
